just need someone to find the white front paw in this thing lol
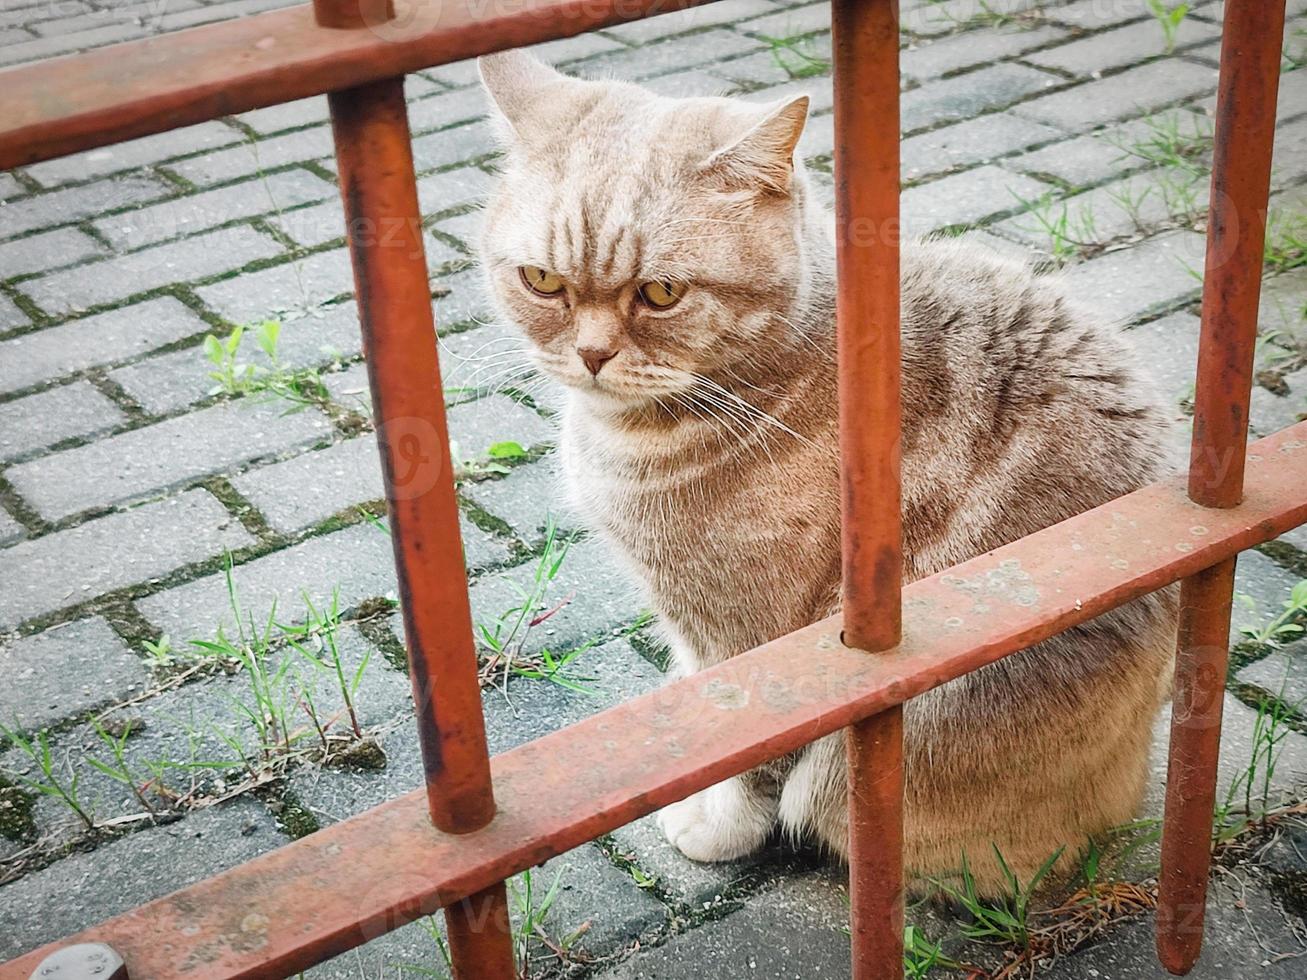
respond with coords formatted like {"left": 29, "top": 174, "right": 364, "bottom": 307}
{"left": 656, "top": 779, "right": 774, "bottom": 862}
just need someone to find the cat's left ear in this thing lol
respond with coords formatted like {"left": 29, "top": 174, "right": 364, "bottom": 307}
{"left": 701, "top": 96, "right": 810, "bottom": 195}
{"left": 478, "top": 50, "right": 570, "bottom": 142}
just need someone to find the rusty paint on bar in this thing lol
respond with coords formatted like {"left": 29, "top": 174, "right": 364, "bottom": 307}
{"left": 0, "top": 0, "right": 718, "bottom": 171}
{"left": 1156, "top": 2, "right": 1286, "bottom": 974}
{"left": 832, "top": 0, "right": 905, "bottom": 974}
{"left": 832, "top": 0, "right": 902, "bottom": 654}
{"left": 847, "top": 706, "right": 905, "bottom": 980}
{"left": 1157, "top": 559, "right": 1235, "bottom": 973}
{"left": 328, "top": 75, "right": 496, "bottom": 834}
{"left": 314, "top": 0, "right": 393, "bottom": 29}
{"left": 5, "top": 423, "right": 1305, "bottom": 980}
{"left": 445, "top": 883, "right": 517, "bottom": 980}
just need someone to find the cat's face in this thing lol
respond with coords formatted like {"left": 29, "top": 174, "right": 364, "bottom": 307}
{"left": 477, "top": 51, "right": 812, "bottom": 411}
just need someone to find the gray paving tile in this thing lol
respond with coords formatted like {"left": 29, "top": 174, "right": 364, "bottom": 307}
{"left": 0, "top": 489, "right": 252, "bottom": 629}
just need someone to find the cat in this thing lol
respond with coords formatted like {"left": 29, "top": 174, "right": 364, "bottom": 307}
{"left": 475, "top": 50, "right": 1178, "bottom": 894}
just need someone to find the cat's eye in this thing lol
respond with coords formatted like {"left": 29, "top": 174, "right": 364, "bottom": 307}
{"left": 520, "top": 265, "right": 566, "bottom": 296}
{"left": 638, "top": 280, "right": 685, "bottom": 310}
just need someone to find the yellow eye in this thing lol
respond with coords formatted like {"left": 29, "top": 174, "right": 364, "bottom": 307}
{"left": 520, "top": 265, "right": 566, "bottom": 296}
{"left": 638, "top": 280, "right": 685, "bottom": 309}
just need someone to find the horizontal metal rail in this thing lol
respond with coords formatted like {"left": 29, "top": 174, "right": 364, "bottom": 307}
{"left": 0, "top": 0, "right": 717, "bottom": 171}
{"left": 4, "top": 421, "right": 1305, "bottom": 979}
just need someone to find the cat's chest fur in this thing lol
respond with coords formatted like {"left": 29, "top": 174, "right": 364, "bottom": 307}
{"left": 560, "top": 400, "right": 842, "bottom": 664}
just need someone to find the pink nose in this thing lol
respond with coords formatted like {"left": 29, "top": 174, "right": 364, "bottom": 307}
{"left": 577, "top": 346, "right": 617, "bottom": 376}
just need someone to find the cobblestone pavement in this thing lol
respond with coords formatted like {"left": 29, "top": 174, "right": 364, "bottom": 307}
{"left": 2, "top": 0, "right": 1307, "bottom": 976}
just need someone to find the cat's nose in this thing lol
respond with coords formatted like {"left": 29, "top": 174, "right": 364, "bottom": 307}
{"left": 577, "top": 346, "right": 617, "bottom": 376}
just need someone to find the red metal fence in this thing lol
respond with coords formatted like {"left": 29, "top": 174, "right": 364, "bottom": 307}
{"left": 1, "top": 1, "right": 1302, "bottom": 977}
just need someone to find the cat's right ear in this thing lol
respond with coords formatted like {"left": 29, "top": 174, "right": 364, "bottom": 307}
{"left": 478, "top": 50, "right": 566, "bottom": 142}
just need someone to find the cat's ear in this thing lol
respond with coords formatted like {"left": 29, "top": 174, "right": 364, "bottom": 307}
{"left": 700, "top": 96, "right": 810, "bottom": 194}
{"left": 478, "top": 50, "right": 569, "bottom": 141}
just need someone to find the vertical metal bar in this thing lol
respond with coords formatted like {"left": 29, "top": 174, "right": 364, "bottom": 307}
{"left": 317, "top": 2, "right": 515, "bottom": 974}
{"left": 1156, "top": 1, "right": 1286, "bottom": 974}
{"left": 831, "top": 0, "right": 904, "bottom": 977}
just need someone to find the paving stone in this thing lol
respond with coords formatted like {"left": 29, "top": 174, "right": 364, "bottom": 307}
{"left": 108, "top": 301, "right": 361, "bottom": 415}
{"left": 0, "top": 0, "right": 89, "bottom": 31}
{"left": 900, "top": 61, "right": 1058, "bottom": 134}
{"left": 898, "top": 112, "right": 1060, "bottom": 181}
{"left": 0, "top": 508, "right": 23, "bottom": 546}
{"left": 269, "top": 197, "right": 466, "bottom": 267}
{"left": 1239, "top": 638, "right": 1307, "bottom": 708}
{"left": 93, "top": 167, "right": 334, "bottom": 250}
{"left": 0, "top": 489, "right": 252, "bottom": 629}
{"left": 901, "top": 23, "right": 1068, "bottom": 81}
{"left": 416, "top": 164, "right": 494, "bottom": 218}
{"left": 899, "top": 0, "right": 1041, "bottom": 38}
{"left": 1060, "top": 229, "right": 1206, "bottom": 325}
{"left": 431, "top": 207, "right": 483, "bottom": 249}
{"left": 23, "top": 121, "right": 245, "bottom": 187}
{"left": 992, "top": 166, "right": 1208, "bottom": 253}
{"left": 643, "top": 67, "right": 733, "bottom": 99}
{"left": 150, "top": 0, "right": 300, "bottom": 32}
{"left": 609, "top": 0, "right": 779, "bottom": 44}
{"left": 0, "top": 379, "right": 125, "bottom": 461}
{"left": 194, "top": 248, "right": 356, "bottom": 322}
{"left": 134, "top": 517, "right": 500, "bottom": 641}
{"left": 0, "top": 801, "right": 286, "bottom": 961}
{"left": 1042, "top": 0, "right": 1154, "bottom": 30}
{"left": 0, "top": 293, "right": 28, "bottom": 331}
{"left": 231, "top": 435, "right": 385, "bottom": 533}
{"left": 0, "top": 296, "right": 208, "bottom": 395}
{"left": 0, "top": 21, "right": 149, "bottom": 68}
{"left": 0, "top": 616, "right": 148, "bottom": 731}
{"left": 600, "top": 871, "right": 851, "bottom": 978}
{"left": 0, "top": 225, "right": 105, "bottom": 280}
{"left": 739, "top": 0, "right": 832, "bottom": 40}
{"left": 167, "top": 126, "right": 336, "bottom": 186}
{"left": 1012, "top": 59, "right": 1217, "bottom": 132}
{"left": 6, "top": 398, "right": 332, "bottom": 521}
{"left": 1006, "top": 129, "right": 1139, "bottom": 187}
{"left": 20, "top": 224, "right": 284, "bottom": 315}
{"left": 0, "top": 174, "right": 25, "bottom": 201}
{"left": 1260, "top": 266, "right": 1307, "bottom": 350}
{"left": 290, "top": 636, "right": 664, "bottom": 826}
{"left": 404, "top": 85, "right": 493, "bottom": 134}
{"left": 1027, "top": 17, "right": 1222, "bottom": 77}
{"left": 461, "top": 455, "right": 571, "bottom": 545}
{"left": 1122, "top": 311, "right": 1201, "bottom": 413}
{"left": 1037, "top": 876, "right": 1305, "bottom": 979}
{"left": 409, "top": 121, "right": 496, "bottom": 174}
{"left": 1251, "top": 367, "right": 1307, "bottom": 438}
{"left": 0, "top": 173, "right": 170, "bottom": 238}
{"left": 447, "top": 394, "right": 556, "bottom": 456}
{"left": 901, "top": 165, "right": 1050, "bottom": 235}
{"left": 424, "top": 31, "right": 627, "bottom": 89}
{"left": 580, "top": 28, "right": 762, "bottom": 81}
{"left": 1232, "top": 550, "right": 1306, "bottom": 644}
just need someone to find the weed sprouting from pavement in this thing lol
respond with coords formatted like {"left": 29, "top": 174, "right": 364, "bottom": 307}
{"left": 1146, "top": 0, "right": 1190, "bottom": 54}
{"left": 203, "top": 318, "right": 337, "bottom": 410}
{"left": 1240, "top": 579, "right": 1307, "bottom": 647}
{"left": 0, "top": 724, "right": 96, "bottom": 832}
{"left": 475, "top": 520, "right": 596, "bottom": 695}
{"left": 760, "top": 33, "right": 830, "bottom": 80}
{"left": 932, "top": 845, "right": 1065, "bottom": 950}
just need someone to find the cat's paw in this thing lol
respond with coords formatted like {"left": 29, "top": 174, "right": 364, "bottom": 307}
{"left": 656, "top": 779, "right": 774, "bottom": 862}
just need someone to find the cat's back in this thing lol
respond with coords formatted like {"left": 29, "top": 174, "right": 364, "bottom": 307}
{"left": 896, "top": 237, "right": 1172, "bottom": 573}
